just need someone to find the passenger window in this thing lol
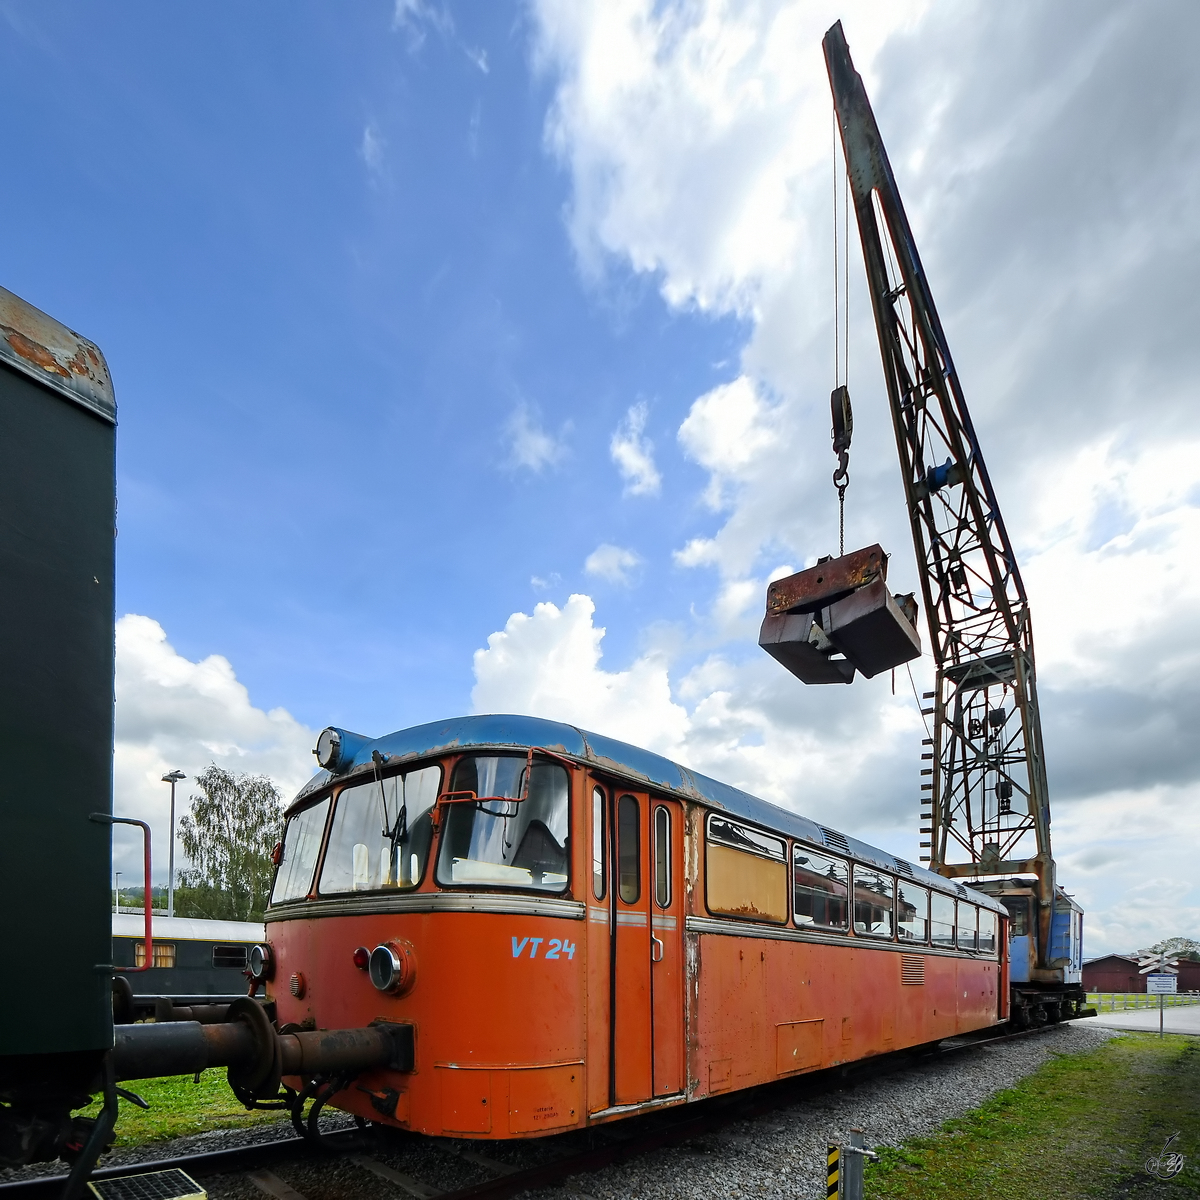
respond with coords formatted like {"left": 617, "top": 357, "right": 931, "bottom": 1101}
{"left": 654, "top": 806, "right": 670, "bottom": 908}
{"left": 705, "top": 814, "right": 788, "bottom": 924}
{"left": 135, "top": 943, "right": 175, "bottom": 969}
{"left": 978, "top": 909, "right": 997, "bottom": 956}
{"left": 437, "top": 757, "right": 570, "bottom": 892}
{"left": 322, "top": 765, "right": 441, "bottom": 894}
{"left": 852, "top": 866, "right": 895, "bottom": 938}
{"left": 958, "top": 902, "right": 978, "bottom": 951}
{"left": 793, "top": 845, "right": 849, "bottom": 930}
{"left": 930, "top": 890, "right": 956, "bottom": 948}
{"left": 618, "top": 795, "right": 640, "bottom": 904}
{"left": 213, "top": 945, "right": 248, "bottom": 969}
{"left": 271, "top": 798, "right": 331, "bottom": 904}
{"left": 592, "top": 787, "right": 606, "bottom": 900}
{"left": 897, "top": 881, "right": 929, "bottom": 942}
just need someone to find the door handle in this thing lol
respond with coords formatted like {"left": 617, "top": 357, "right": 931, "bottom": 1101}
{"left": 651, "top": 935, "right": 664, "bottom": 962}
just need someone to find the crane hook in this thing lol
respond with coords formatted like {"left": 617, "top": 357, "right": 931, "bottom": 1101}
{"left": 831, "top": 385, "right": 852, "bottom": 554}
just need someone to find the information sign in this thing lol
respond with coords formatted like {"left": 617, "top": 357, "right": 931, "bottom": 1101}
{"left": 1146, "top": 973, "right": 1178, "bottom": 995}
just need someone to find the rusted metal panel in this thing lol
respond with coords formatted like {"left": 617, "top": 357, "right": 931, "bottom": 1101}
{"left": 765, "top": 544, "right": 886, "bottom": 615}
{"left": 758, "top": 612, "right": 856, "bottom": 684}
{"left": 826, "top": 578, "right": 922, "bottom": 678}
{"left": 0, "top": 286, "right": 115, "bottom": 423}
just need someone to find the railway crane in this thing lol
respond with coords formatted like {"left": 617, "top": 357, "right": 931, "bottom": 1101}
{"left": 760, "top": 23, "right": 1084, "bottom": 1024}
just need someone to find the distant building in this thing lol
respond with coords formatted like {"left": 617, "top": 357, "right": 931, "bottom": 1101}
{"left": 1083, "top": 953, "right": 1200, "bottom": 992}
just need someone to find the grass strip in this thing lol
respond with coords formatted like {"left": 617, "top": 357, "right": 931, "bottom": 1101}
{"left": 865, "top": 1032, "right": 1199, "bottom": 1199}
{"left": 83, "top": 1070, "right": 286, "bottom": 1147}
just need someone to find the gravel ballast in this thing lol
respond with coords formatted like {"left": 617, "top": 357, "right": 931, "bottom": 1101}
{"left": 544, "top": 1023, "right": 1123, "bottom": 1200}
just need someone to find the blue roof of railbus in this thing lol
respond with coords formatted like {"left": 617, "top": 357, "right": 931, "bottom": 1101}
{"left": 290, "top": 713, "right": 1000, "bottom": 908}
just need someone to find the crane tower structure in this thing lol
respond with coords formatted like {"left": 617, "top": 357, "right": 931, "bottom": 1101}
{"left": 759, "top": 22, "right": 1085, "bottom": 1021}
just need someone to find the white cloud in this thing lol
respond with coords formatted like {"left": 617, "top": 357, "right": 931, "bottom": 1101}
{"left": 360, "top": 124, "right": 385, "bottom": 175}
{"left": 584, "top": 542, "right": 642, "bottom": 585}
{"left": 609, "top": 400, "right": 661, "bottom": 495}
{"left": 505, "top": 402, "right": 567, "bottom": 472}
{"left": 677, "top": 374, "right": 780, "bottom": 513}
{"left": 392, "top": 0, "right": 452, "bottom": 42}
{"left": 472, "top": 594, "right": 688, "bottom": 751}
{"left": 466, "top": 46, "right": 489, "bottom": 74}
{"left": 113, "top": 615, "right": 316, "bottom": 886}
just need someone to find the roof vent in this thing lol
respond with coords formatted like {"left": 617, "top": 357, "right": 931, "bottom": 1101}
{"left": 820, "top": 826, "right": 851, "bottom": 855}
{"left": 893, "top": 857, "right": 914, "bottom": 877}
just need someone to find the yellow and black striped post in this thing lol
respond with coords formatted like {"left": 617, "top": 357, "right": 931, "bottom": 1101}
{"left": 827, "top": 1143, "right": 840, "bottom": 1198}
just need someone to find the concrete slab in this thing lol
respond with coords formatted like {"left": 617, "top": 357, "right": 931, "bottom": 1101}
{"left": 1079, "top": 1004, "right": 1200, "bottom": 1036}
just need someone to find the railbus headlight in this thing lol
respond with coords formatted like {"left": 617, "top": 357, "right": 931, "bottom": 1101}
{"left": 368, "top": 941, "right": 416, "bottom": 995}
{"left": 248, "top": 943, "right": 275, "bottom": 982}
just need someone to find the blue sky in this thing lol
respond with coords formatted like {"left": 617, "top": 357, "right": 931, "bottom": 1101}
{"left": 7, "top": 0, "right": 1200, "bottom": 957}
{"left": 1, "top": 1, "right": 742, "bottom": 731}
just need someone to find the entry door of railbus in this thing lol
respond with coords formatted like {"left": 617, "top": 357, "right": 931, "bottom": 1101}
{"left": 603, "top": 787, "right": 684, "bottom": 1106}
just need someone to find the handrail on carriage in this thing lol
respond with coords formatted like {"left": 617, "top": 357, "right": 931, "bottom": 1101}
{"left": 431, "top": 744, "right": 579, "bottom": 827}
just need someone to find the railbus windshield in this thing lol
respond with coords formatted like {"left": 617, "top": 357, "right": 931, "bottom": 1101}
{"left": 271, "top": 798, "right": 330, "bottom": 904}
{"left": 435, "top": 755, "right": 570, "bottom": 891}
{"left": 320, "top": 764, "right": 442, "bottom": 893}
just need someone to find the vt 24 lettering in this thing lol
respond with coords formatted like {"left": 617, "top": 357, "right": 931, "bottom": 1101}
{"left": 512, "top": 936, "right": 576, "bottom": 959}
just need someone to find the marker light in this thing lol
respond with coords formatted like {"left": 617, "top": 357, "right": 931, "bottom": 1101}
{"left": 353, "top": 946, "right": 370, "bottom": 971}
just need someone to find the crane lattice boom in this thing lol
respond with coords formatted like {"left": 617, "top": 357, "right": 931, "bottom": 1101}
{"left": 822, "top": 21, "right": 1056, "bottom": 963}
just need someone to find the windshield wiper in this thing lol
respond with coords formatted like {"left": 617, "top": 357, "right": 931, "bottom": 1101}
{"left": 374, "top": 750, "right": 407, "bottom": 846}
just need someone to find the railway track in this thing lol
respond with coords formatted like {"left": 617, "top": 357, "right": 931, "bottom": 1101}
{"left": 0, "top": 1021, "right": 1082, "bottom": 1200}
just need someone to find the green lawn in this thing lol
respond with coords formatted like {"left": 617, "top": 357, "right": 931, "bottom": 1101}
{"left": 866, "top": 1033, "right": 1200, "bottom": 1199}
{"left": 84, "top": 1071, "right": 286, "bottom": 1147}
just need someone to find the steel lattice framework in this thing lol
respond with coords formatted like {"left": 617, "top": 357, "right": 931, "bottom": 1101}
{"left": 823, "top": 22, "right": 1056, "bottom": 955}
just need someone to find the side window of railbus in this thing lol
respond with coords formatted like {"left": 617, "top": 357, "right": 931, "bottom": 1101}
{"left": 654, "top": 805, "right": 671, "bottom": 908}
{"left": 957, "top": 902, "right": 978, "bottom": 952}
{"left": 897, "top": 881, "right": 930, "bottom": 943}
{"left": 436, "top": 756, "right": 570, "bottom": 892}
{"left": 705, "top": 814, "right": 788, "bottom": 924}
{"left": 592, "top": 786, "right": 606, "bottom": 900}
{"left": 929, "top": 890, "right": 956, "bottom": 948}
{"left": 270, "top": 798, "right": 331, "bottom": 904}
{"left": 320, "top": 764, "right": 442, "bottom": 894}
{"left": 617, "top": 795, "right": 640, "bottom": 903}
{"left": 852, "top": 866, "right": 895, "bottom": 938}
{"left": 792, "top": 845, "right": 849, "bottom": 931}
{"left": 977, "top": 908, "right": 997, "bottom": 956}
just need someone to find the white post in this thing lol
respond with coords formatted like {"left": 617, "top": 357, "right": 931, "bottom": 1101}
{"left": 162, "top": 769, "right": 186, "bottom": 919}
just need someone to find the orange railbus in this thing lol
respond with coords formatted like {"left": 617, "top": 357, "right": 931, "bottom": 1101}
{"left": 258, "top": 714, "right": 1007, "bottom": 1137}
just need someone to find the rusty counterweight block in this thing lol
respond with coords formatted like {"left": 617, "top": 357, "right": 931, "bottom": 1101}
{"left": 758, "top": 544, "right": 921, "bottom": 685}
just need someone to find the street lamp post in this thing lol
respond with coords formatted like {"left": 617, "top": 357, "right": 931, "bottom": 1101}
{"left": 114, "top": 870, "right": 122, "bottom": 913}
{"left": 162, "top": 770, "right": 186, "bottom": 919}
